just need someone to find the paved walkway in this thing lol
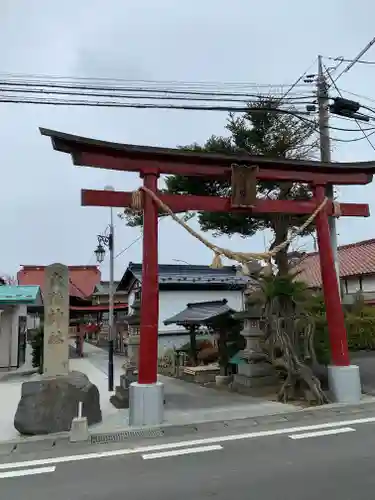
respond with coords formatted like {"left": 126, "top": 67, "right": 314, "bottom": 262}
{"left": 0, "top": 344, "right": 36, "bottom": 441}
{"left": 2, "top": 342, "right": 375, "bottom": 442}
{"left": 75, "top": 342, "right": 297, "bottom": 433}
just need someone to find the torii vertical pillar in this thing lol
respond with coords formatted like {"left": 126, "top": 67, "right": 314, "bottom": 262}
{"left": 315, "top": 185, "right": 361, "bottom": 403}
{"left": 129, "top": 172, "right": 164, "bottom": 426}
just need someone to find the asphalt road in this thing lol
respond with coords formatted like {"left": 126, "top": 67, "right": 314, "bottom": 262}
{"left": 2, "top": 415, "right": 375, "bottom": 499}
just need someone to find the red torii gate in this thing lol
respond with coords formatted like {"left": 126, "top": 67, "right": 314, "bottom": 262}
{"left": 41, "top": 128, "right": 375, "bottom": 418}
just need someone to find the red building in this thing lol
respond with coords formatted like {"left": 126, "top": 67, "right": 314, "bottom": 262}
{"left": 17, "top": 265, "right": 101, "bottom": 301}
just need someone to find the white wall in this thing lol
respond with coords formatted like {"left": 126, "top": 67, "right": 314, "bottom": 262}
{"left": 342, "top": 275, "right": 375, "bottom": 295}
{"left": 128, "top": 290, "right": 135, "bottom": 313}
{"left": 27, "top": 313, "right": 40, "bottom": 330}
{"left": 159, "top": 289, "right": 244, "bottom": 334}
{"left": 0, "top": 305, "right": 22, "bottom": 369}
{"left": 0, "top": 307, "right": 12, "bottom": 368}
{"left": 158, "top": 332, "right": 214, "bottom": 355}
{"left": 126, "top": 281, "right": 244, "bottom": 351}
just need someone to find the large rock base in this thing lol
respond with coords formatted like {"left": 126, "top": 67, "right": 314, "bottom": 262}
{"left": 14, "top": 371, "right": 102, "bottom": 436}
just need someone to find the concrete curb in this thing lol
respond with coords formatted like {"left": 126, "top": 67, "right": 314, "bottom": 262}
{"left": 1, "top": 398, "right": 375, "bottom": 456}
{"left": 90, "top": 398, "right": 375, "bottom": 441}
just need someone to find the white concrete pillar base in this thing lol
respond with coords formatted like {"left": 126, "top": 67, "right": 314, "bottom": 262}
{"left": 129, "top": 381, "right": 164, "bottom": 427}
{"left": 328, "top": 364, "right": 362, "bottom": 404}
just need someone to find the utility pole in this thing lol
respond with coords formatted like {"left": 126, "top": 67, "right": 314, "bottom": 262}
{"left": 94, "top": 185, "right": 115, "bottom": 391}
{"left": 317, "top": 55, "right": 341, "bottom": 295}
{"left": 108, "top": 204, "right": 115, "bottom": 392}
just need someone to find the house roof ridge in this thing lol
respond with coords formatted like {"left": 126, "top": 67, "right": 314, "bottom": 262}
{"left": 128, "top": 262, "right": 238, "bottom": 272}
{"left": 19, "top": 264, "right": 99, "bottom": 270}
{"left": 186, "top": 299, "right": 228, "bottom": 308}
{"left": 295, "top": 237, "right": 375, "bottom": 287}
{"left": 302, "top": 238, "right": 375, "bottom": 258}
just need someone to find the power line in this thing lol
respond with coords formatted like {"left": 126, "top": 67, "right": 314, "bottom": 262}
{"left": 277, "top": 57, "right": 318, "bottom": 102}
{"left": 330, "top": 130, "right": 375, "bottom": 143}
{"left": 0, "top": 97, "right": 314, "bottom": 114}
{"left": 333, "top": 36, "right": 375, "bottom": 84}
{"left": 1, "top": 70, "right": 371, "bottom": 142}
{"left": 0, "top": 80, "right": 312, "bottom": 101}
{"left": 0, "top": 72, "right": 313, "bottom": 91}
{"left": 324, "top": 62, "right": 375, "bottom": 152}
{"left": 2, "top": 91, "right": 369, "bottom": 141}
{"left": 339, "top": 88, "right": 375, "bottom": 106}
{"left": 0, "top": 85, "right": 314, "bottom": 105}
{"left": 324, "top": 55, "right": 375, "bottom": 65}
{"left": 114, "top": 234, "right": 142, "bottom": 259}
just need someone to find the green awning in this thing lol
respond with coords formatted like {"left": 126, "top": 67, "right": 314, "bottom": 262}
{"left": 0, "top": 285, "right": 42, "bottom": 305}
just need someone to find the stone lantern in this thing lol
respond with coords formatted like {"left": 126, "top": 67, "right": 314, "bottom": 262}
{"left": 232, "top": 305, "right": 276, "bottom": 389}
{"left": 110, "top": 298, "right": 141, "bottom": 409}
{"left": 125, "top": 298, "right": 141, "bottom": 369}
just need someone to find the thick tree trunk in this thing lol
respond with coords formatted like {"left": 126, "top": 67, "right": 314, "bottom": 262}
{"left": 270, "top": 216, "right": 290, "bottom": 276}
{"left": 270, "top": 183, "right": 293, "bottom": 276}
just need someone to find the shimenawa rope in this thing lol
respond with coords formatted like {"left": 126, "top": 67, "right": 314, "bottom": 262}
{"left": 130, "top": 187, "right": 329, "bottom": 270}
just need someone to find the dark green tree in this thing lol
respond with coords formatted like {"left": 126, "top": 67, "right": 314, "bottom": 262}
{"left": 125, "top": 98, "right": 318, "bottom": 275}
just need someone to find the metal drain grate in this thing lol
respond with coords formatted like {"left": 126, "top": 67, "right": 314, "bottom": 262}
{"left": 90, "top": 428, "right": 164, "bottom": 445}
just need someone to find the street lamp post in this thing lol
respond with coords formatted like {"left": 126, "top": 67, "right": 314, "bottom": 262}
{"left": 94, "top": 186, "right": 115, "bottom": 392}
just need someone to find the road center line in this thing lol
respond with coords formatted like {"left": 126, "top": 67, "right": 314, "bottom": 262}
{"left": 0, "top": 416, "right": 374, "bottom": 470}
{"left": 142, "top": 444, "right": 223, "bottom": 460}
{"left": 0, "top": 466, "right": 56, "bottom": 479}
{"left": 289, "top": 427, "right": 356, "bottom": 440}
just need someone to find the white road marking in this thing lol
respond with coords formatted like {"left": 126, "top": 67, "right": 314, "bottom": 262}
{"left": 0, "top": 416, "right": 374, "bottom": 470}
{"left": 142, "top": 444, "right": 223, "bottom": 460}
{"left": 0, "top": 466, "right": 56, "bottom": 479}
{"left": 289, "top": 427, "right": 356, "bottom": 440}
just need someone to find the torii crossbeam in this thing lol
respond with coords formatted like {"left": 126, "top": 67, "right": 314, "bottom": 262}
{"left": 40, "top": 127, "right": 375, "bottom": 422}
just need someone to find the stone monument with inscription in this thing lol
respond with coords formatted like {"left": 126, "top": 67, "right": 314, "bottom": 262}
{"left": 14, "top": 263, "right": 102, "bottom": 435}
{"left": 43, "top": 263, "right": 70, "bottom": 376}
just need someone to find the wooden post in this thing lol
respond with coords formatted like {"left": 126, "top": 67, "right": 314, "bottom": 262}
{"left": 314, "top": 185, "right": 350, "bottom": 366}
{"left": 138, "top": 172, "right": 159, "bottom": 384}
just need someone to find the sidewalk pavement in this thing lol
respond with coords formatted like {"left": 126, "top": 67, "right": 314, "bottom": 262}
{"left": 1, "top": 342, "right": 375, "bottom": 449}
{"left": 0, "top": 344, "right": 39, "bottom": 442}
{"left": 75, "top": 342, "right": 299, "bottom": 435}
{"left": 0, "top": 344, "right": 38, "bottom": 382}
{"left": 74, "top": 343, "right": 375, "bottom": 436}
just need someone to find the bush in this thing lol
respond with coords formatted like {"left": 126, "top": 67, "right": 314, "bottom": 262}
{"left": 346, "top": 314, "right": 375, "bottom": 350}
{"left": 314, "top": 313, "right": 375, "bottom": 364}
{"left": 29, "top": 326, "right": 44, "bottom": 373}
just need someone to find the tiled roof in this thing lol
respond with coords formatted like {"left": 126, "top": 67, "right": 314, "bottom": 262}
{"left": 296, "top": 239, "right": 375, "bottom": 287}
{"left": 93, "top": 281, "right": 125, "bottom": 295}
{"left": 164, "top": 299, "right": 234, "bottom": 326}
{"left": 118, "top": 262, "right": 253, "bottom": 291}
{"left": 17, "top": 265, "right": 101, "bottom": 298}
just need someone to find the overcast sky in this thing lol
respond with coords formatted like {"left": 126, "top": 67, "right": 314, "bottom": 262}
{"left": 1, "top": 0, "right": 375, "bottom": 281}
